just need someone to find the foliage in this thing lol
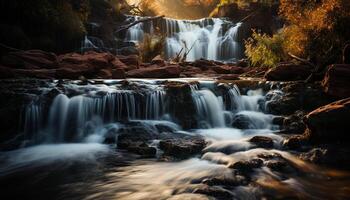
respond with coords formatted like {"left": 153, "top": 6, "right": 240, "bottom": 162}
{"left": 245, "top": 30, "right": 286, "bottom": 67}
{"left": 0, "top": 0, "right": 90, "bottom": 52}
{"left": 139, "top": 33, "right": 165, "bottom": 62}
{"left": 279, "top": 0, "right": 350, "bottom": 65}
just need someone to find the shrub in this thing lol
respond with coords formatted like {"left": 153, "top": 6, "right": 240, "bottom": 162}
{"left": 139, "top": 33, "right": 165, "bottom": 62}
{"left": 245, "top": 30, "right": 286, "bottom": 67}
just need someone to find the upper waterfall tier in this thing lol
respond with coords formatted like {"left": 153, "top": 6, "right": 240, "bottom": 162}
{"left": 124, "top": 16, "right": 245, "bottom": 62}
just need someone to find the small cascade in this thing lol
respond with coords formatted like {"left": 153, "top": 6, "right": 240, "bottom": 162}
{"left": 125, "top": 16, "right": 244, "bottom": 62}
{"left": 21, "top": 80, "right": 281, "bottom": 144}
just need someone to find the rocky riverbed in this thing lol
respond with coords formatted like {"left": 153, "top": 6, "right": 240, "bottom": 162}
{"left": 0, "top": 74, "right": 349, "bottom": 199}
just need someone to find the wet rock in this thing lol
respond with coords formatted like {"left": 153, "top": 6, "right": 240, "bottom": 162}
{"left": 165, "top": 82, "right": 197, "bottom": 129}
{"left": 228, "top": 158, "right": 263, "bottom": 173}
{"left": 280, "top": 111, "right": 306, "bottom": 134}
{"left": 304, "top": 98, "right": 350, "bottom": 142}
{"left": 264, "top": 160, "right": 288, "bottom": 171}
{"left": 192, "top": 184, "right": 234, "bottom": 199}
{"left": 159, "top": 138, "right": 206, "bottom": 158}
{"left": 322, "top": 64, "right": 350, "bottom": 99}
{"left": 265, "top": 63, "right": 312, "bottom": 81}
{"left": 126, "top": 65, "right": 181, "bottom": 78}
{"left": 118, "top": 139, "right": 156, "bottom": 158}
{"left": 249, "top": 136, "right": 274, "bottom": 149}
{"left": 231, "top": 114, "right": 252, "bottom": 129}
{"left": 272, "top": 116, "right": 284, "bottom": 126}
{"left": 202, "top": 175, "right": 247, "bottom": 186}
{"left": 266, "top": 82, "right": 331, "bottom": 115}
{"left": 282, "top": 135, "right": 308, "bottom": 150}
{"left": 299, "top": 147, "right": 350, "bottom": 169}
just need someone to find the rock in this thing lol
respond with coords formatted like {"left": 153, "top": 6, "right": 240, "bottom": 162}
{"left": 304, "top": 98, "right": 350, "bottom": 142}
{"left": 97, "top": 69, "right": 112, "bottom": 79}
{"left": 165, "top": 82, "right": 198, "bottom": 129}
{"left": 117, "top": 54, "right": 140, "bottom": 69}
{"left": 56, "top": 67, "right": 94, "bottom": 79}
{"left": 1, "top": 50, "right": 58, "bottom": 69}
{"left": 159, "top": 138, "right": 206, "bottom": 158}
{"left": 126, "top": 65, "right": 181, "bottom": 78}
{"left": 111, "top": 68, "right": 126, "bottom": 79}
{"left": 282, "top": 135, "right": 308, "bottom": 150}
{"left": 202, "top": 175, "right": 247, "bottom": 187}
{"left": 118, "top": 46, "right": 139, "bottom": 56}
{"left": 264, "top": 160, "right": 288, "bottom": 171}
{"left": 193, "top": 59, "right": 217, "bottom": 70}
{"left": 231, "top": 114, "right": 252, "bottom": 129}
{"left": 264, "top": 63, "right": 312, "bottom": 81}
{"left": 151, "top": 55, "right": 166, "bottom": 67}
{"left": 192, "top": 184, "right": 234, "bottom": 199}
{"left": 228, "top": 158, "right": 263, "bottom": 173}
{"left": 230, "top": 66, "right": 245, "bottom": 74}
{"left": 217, "top": 74, "right": 239, "bottom": 80}
{"left": 182, "top": 66, "right": 203, "bottom": 77}
{"left": 300, "top": 147, "right": 350, "bottom": 169}
{"left": 111, "top": 57, "right": 129, "bottom": 70}
{"left": 211, "top": 65, "right": 231, "bottom": 74}
{"left": 280, "top": 111, "right": 306, "bottom": 134}
{"left": 265, "top": 82, "right": 331, "bottom": 115}
{"left": 249, "top": 136, "right": 274, "bottom": 149}
{"left": 322, "top": 64, "right": 350, "bottom": 99}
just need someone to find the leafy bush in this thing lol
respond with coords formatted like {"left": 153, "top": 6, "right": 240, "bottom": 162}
{"left": 139, "top": 33, "right": 165, "bottom": 62}
{"left": 279, "top": 0, "right": 350, "bottom": 66}
{"left": 245, "top": 30, "right": 286, "bottom": 67}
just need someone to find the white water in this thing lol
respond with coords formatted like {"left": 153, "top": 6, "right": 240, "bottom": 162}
{"left": 126, "top": 17, "right": 243, "bottom": 62}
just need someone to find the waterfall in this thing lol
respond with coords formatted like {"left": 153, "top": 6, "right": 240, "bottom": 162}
{"left": 125, "top": 16, "right": 244, "bottom": 62}
{"left": 21, "top": 80, "right": 279, "bottom": 144}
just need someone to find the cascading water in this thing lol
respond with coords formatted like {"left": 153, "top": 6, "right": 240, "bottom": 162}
{"left": 3, "top": 79, "right": 349, "bottom": 200}
{"left": 125, "top": 16, "right": 244, "bottom": 62}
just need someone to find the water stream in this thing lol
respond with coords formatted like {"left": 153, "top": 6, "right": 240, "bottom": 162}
{"left": 0, "top": 79, "right": 349, "bottom": 200}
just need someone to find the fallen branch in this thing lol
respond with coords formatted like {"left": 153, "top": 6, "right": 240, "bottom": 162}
{"left": 116, "top": 15, "right": 165, "bottom": 33}
{"left": 239, "top": 11, "right": 258, "bottom": 23}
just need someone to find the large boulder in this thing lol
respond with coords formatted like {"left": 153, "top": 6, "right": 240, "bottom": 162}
{"left": 126, "top": 65, "right": 181, "bottom": 78}
{"left": 265, "top": 63, "right": 312, "bottom": 81}
{"left": 304, "top": 97, "right": 350, "bottom": 142}
{"left": 1, "top": 50, "right": 58, "bottom": 69}
{"left": 322, "top": 64, "right": 350, "bottom": 99}
{"left": 117, "top": 54, "right": 140, "bottom": 69}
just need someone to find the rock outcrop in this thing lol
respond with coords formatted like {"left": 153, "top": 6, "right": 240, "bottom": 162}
{"left": 265, "top": 63, "right": 312, "bottom": 81}
{"left": 304, "top": 97, "right": 350, "bottom": 142}
{"left": 126, "top": 65, "right": 181, "bottom": 78}
{"left": 322, "top": 64, "right": 350, "bottom": 99}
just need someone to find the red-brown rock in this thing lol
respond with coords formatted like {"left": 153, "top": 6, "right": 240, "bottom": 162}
{"left": 217, "top": 74, "right": 240, "bottom": 80}
{"left": 126, "top": 65, "right": 181, "bottom": 78}
{"left": 1, "top": 50, "right": 58, "bottom": 69}
{"left": 117, "top": 55, "right": 140, "bottom": 69}
{"left": 151, "top": 55, "right": 166, "bottom": 67}
{"left": 322, "top": 64, "right": 350, "bottom": 99}
{"left": 265, "top": 63, "right": 312, "bottom": 81}
{"left": 112, "top": 68, "right": 126, "bottom": 79}
{"left": 211, "top": 65, "right": 231, "bottom": 74}
{"left": 304, "top": 97, "right": 350, "bottom": 142}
